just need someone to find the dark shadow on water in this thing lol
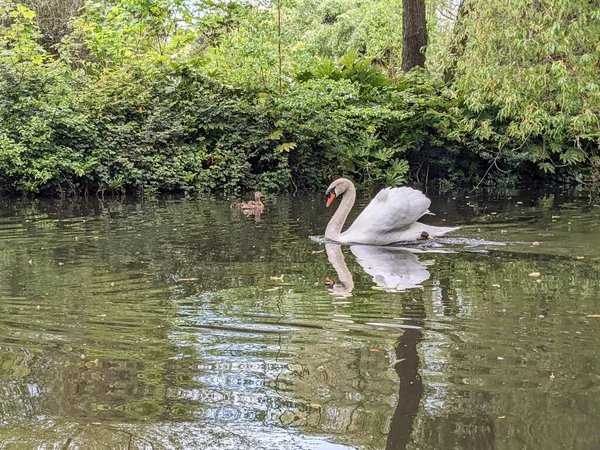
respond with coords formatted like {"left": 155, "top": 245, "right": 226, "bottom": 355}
{"left": 386, "top": 319, "right": 423, "bottom": 449}
{"left": 385, "top": 278, "right": 497, "bottom": 450}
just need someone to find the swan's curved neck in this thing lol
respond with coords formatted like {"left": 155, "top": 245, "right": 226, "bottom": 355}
{"left": 325, "top": 182, "right": 356, "bottom": 241}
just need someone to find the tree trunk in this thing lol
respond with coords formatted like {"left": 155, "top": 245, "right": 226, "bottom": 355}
{"left": 444, "top": 0, "right": 470, "bottom": 83}
{"left": 401, "top": 0, "right": 428, "bottom": 72}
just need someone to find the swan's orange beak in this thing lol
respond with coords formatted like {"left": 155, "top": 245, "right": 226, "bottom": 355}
{"left": 326, "top": 193, "right": 336, "bottom": 207}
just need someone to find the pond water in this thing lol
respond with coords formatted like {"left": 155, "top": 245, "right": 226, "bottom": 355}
{"left": 0, "top": 190, "right": 599, "bottom": 449}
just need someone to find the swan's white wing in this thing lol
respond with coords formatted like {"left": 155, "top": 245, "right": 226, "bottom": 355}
{"left": 350, "top": 245, "right": 430, "bottom": 291}
{"left": 343, "top": 187, "right": 431, "bottom": 242}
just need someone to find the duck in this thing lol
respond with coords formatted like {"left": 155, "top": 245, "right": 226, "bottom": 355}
{"left": 324, "top": 178, "right": 458, "bottom": 245}
{"left": 232, "top": 191, "right": 265, "bottom": 211}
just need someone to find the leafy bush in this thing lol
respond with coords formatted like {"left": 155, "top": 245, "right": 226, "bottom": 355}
{"left": 1, "top": 0, "right": 598, "bottom": 197}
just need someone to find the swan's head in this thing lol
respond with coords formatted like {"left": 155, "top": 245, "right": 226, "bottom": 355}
{"left": 254, "top": 191, "right": 265, "bottom": 201}
{"left": 325, "top": 178, "right": 352, "bottom": 207}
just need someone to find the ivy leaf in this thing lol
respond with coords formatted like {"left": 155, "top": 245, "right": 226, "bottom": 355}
{"left": 268, "top": 130, "right": 283, "bottom": 140}
{"left": 276, "top": 142, "right": 297, "bottom": 153}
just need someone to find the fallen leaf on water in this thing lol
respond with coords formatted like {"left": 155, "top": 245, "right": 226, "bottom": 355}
{"left": 75, "top": 236, "right": 79, "bottom": 241}
{"left": 369, "top": 348, "right": 381, "bottom": 352}
{"left": 309, "top": 403, "right": 322, "bottom": 409}
{"left": 80, "top": 354, "right": 86, "bottom": 360}
{"left": 311, "top": 250, "right": 324, "bottom": 254}
{"left": 552, "top": 215, "right": 561, "bottom": 219}
{"left": 110, "top": 282, "right": 114, "bottom": 287}
{"left": 36, "top": 305, "right": 40, "bottom": 310}
{"left": 492, "top": 284, "right": 501, "bottom": 288}
{"left": 93, "top": 236, "right": 99, "bottom": 240}
{"left": 531, "top": 241, "right": 540, "bottom": 246}
{"left": 177, "top": 278, "right": 198, "bottom": 282}
{"left": 498, "top": 416, "right": 506, "bottom": 419}
{"left": 528, "top": 272, "right": 541, "bottom": 277}
{"left": 576, "top": 256, "right": 584, "bottom": 260}
{"left": 28, "top": 259, "right": 32, "bottom": 265}
{"left": 500, "top": 229, "right": 507, "bottom": 234}
{"left": 270, "top": 274, "right": 284, "bottom": 281}
{"left": 389, "top": 358, "right": 406, "bottom": 368}
{"left": 587, "top": 314, "right": 600, "bottom": 318}
{"left": 536, "top": 279, "right": 542, "bottom": 284}
{"left": 317, "top": 366, "right": 326, "bottom": 371}
{"left": 168, "top": 356, "right": 178, "bottom": 360}
{"left": 516, "top": 201, "right": 523, "bottom": 205}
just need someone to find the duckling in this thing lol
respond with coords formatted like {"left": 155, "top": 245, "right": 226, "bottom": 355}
{"left": 231, "top": 191, "right": 265, "bottom": 210}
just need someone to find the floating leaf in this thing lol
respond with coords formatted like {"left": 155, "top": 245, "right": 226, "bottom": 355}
{"left": 528, "top": 272, "right": 541, "bottom": 277}
{"left": 389, "top": 358, "right": 406, "bottom": 368}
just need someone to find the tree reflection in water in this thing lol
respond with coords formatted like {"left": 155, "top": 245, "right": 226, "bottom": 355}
{"left": 325, "top": 243, "right": 497, "bottom": 450}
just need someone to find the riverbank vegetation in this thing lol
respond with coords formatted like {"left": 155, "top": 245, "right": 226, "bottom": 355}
{"left": 1, "top": 0, "right": 599, "bottom": 195}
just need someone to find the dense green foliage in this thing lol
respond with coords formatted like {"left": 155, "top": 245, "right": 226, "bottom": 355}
{"left": 0, "top": 0, "right": 598, "bottom": 195}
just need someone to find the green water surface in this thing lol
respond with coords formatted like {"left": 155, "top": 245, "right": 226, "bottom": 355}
{"left": 0, "top": 191, "right": 599, "bottom": 449}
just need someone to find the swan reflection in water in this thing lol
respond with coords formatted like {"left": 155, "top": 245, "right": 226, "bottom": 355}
{"left": 325, "top": 243, "right": 446, "bottom": 296}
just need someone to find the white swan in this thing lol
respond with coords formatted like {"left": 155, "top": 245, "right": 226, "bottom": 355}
{"left": 325, "top": 178, "right": 458, "bottom": 245}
